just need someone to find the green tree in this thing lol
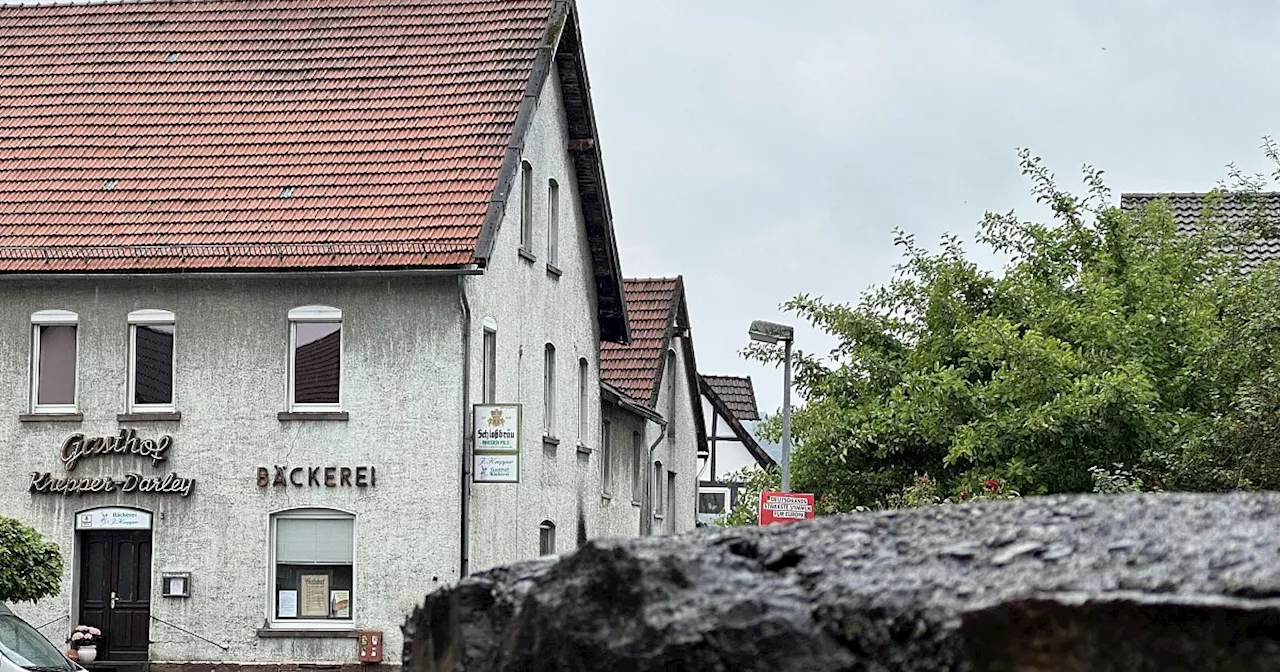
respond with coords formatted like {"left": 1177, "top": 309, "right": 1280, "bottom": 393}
{"left": 0, "top": 515, "right": 63, "bottom": 604}
{"left": 748, "top": 148, "right": 1280, "bottom": 511}
{"left": 715, "top": 466, "right": 779, "bottom": 526}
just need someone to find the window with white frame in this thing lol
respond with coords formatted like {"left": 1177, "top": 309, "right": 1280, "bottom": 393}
{"left": 128, "top": 309, "right": 176, "bottom": 412}
{"left": 653, "top": 460, "right": 665, "bottom": 517}
{"left": 666, "top": 350, "right": 677, "bottom": 442}
{"left": 667, "top": 471, "right": 678, "bottom": 532}
{"left": 631, "top": 431, "right": 644, "bottom": 504}
{"left": 270, "top": 509, "right": 354, "bottom": 623}
{"left": 539, "top": 520, "right": 556, "bottom": 556}
{"left": 601, "top": 419, "right": 613, "bottom": 495}
{"left": 577, "top": 358, "right": 589, "bottom": 443}
{"left": 698, "top": 490, "right": 727, "bottom": 516}
{"left": 519, "top": 161, "right": 534, "bottom": 253}
{"left": 288, "top": 306, "right": 342, "bottom": 411}
{"left": 543, "top": 343, "right": 556, "bottom": 437}
{"left": 482, "top": 319, "right": 497, "bottom": 404}
{"left": 547, "top": 179, "right": 560, "bottom": 267}
{"left": 30, "top": 310, "right": 78, "bottom": 414}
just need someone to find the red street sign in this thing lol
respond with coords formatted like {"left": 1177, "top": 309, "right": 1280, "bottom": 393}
{"left": 759, "top": 491, "right": 815, "bottom": 525}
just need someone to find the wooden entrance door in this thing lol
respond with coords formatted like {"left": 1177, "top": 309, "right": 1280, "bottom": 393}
{"left": 79, "top": 530, "right": 152, "bottom": 660}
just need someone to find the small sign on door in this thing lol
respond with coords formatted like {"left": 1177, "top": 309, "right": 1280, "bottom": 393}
{"left": 75, "top": 507, "right": 152, "bottom": 530}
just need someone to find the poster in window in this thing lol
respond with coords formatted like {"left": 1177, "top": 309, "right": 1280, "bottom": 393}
{"left": 277, "top": 590, "right": 298, "bottom": 619}
{"left": 330, "top": 590, "right": 351, "bottom": 619}
{"left": 299, "top": 573, "right": 330, "bottom": 618}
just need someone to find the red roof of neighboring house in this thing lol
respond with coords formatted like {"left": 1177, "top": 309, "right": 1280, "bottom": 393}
{"left": 600, "top": 277, "right": 680, "bottom": 406}
{"left": 701, "top": 375, "right": 759, "bottom": 421}
{"left": 0, "top": 0, "right": 548, "bottom": 272}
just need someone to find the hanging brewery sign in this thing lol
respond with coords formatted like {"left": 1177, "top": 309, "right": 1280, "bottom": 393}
{"left": 29, "top": 430, "right": 194, "bottom": 497}
{"left": 473, "top": 404, "right": 520, "bottom": 483}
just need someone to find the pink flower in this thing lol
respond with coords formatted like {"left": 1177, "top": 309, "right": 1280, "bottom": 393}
{"left": 72, "top": 632, "right": 85, "bottom": 641}
{"left": 984, "top": 479, "right": 1000, "bottom": 494}
{"left": 87, "top": 627, "right": 101, "bottom": 636}
{"left": 919, "top": 475, "right": 929, "bottom": 484}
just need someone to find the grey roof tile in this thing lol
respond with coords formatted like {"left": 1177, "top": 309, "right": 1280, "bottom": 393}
{"left": 1121, "top": 192, "right": 1280, "bottom": 272}
{"left": 702, "top": 375, "right": 760, "bottom": 422}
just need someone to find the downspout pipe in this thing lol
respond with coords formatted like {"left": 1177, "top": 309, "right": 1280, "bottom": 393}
{"left": 458, "top": 276, "right": 473, "bottom": 577}
{"left": 643, "top": 422, "right": 668, "bottom": 536}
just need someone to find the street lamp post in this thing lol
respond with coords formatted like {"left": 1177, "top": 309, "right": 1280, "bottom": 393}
{"left": 748, "top": 320, "right": 794, "bottom": 492}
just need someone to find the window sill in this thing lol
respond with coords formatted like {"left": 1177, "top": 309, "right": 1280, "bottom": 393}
{"left": 575, "top": 443, "right": 592, "bottom": 455}
{"left": 19, "top": 413, "right": 82, "bottom": 423}
{"left": 518, "top": 248, "right": 537, "bottom": 263}
{"left": 601, "top": 492, "right": 613, "bottom": 501}
{"left": 118, "top": 412, "right": 182, "bottom": 422}
{"left": 632, "top": 500, "right": 642, "bottom": 508}
{"left": 278, "top": 412, "right": 350, "bottom": 421}
{"left": 653, "top": 514, "right": 666, "bottom": 521}
{"left": 546, "top": 263, "right": 562, "bottom": 278}
{"left": 543, "top": 435, "right": 560, "bottom": 447}
{"left": 256, "top": 627, "right": 359, "bottom": 639}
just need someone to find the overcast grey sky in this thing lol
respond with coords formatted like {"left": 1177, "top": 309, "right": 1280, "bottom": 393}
{"left": 577, "top": 0, "right": 1280, "bottom": 414}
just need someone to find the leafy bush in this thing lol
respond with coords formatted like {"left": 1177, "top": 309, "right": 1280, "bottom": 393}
{"left": 0, "top": 516, "right": 63, "bottom": 603}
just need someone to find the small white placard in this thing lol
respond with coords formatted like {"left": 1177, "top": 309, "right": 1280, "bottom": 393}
{"left": 278, "top": 590, "right": 298, "bottom": 618}
{"left": 474, "top": 454, "right": 519, "bottom": 483}
{"left": 76, "top": 507, "right": 152, "bottom": 530}
{"left": 169, "top": 577, "right": 186, "bottom": 596}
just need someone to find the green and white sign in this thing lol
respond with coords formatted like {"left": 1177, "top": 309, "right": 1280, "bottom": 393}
{"left": 473, "top": 404, "right": 520, "bottom": 483}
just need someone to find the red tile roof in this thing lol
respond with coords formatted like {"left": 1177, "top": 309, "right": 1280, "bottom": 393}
{"left": 600, "top": 277, "right": 680, "bottom": 405}
{"left": 701, "top": 375, "right": 759, "bottom": 421}
{"left": 0, "top": 0, "right": 553, "bottom": 272}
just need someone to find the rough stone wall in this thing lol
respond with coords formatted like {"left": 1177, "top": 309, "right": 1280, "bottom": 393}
{"left": 404, "top": 493, "right": 1280, "bottom": 671}
{"left": 1, "top": 274, "right": 463, "bottom": 663}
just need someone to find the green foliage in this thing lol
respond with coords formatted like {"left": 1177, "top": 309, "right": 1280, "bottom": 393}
{"left": 716, "top": 466, "right": 779, "bottom": 526}
{"left": 886, "top": 473, "right": 1021, "bottom": 508}
{"left": 748, "top": 144, "right": 1280, "bottom": 511}
{"left": 0, "top": 515, "right": 63, "bottom": 604}
{"left": 1088, "top": 464, "right": 1148, "bottom": 494}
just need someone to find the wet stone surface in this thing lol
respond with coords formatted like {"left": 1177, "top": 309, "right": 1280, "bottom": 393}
{"left": 404, "top": 493, "right": 1280, "bottom": 671}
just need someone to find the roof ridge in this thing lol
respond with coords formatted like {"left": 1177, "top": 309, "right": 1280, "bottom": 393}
{"left": 1121, "top": 191, "right": 1280, "bottom": 197}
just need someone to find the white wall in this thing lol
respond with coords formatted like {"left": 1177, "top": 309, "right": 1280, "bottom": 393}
{"left": 0, "top": 274, "right": 463, "bottom": 664}
{"left": 466, "top": 62, "right": 611, "bottom": 570}
{"left": 701, "top": 399, "right": 765, "bottom": 482}
{"left": 646, "top": 334, "right": 698, "bottom": 535}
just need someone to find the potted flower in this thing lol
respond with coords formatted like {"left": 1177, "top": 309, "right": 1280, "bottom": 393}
{"left": 67, "top": 625, "right": 101, "bottom": 663}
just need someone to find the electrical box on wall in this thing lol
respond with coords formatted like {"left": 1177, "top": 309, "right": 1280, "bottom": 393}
{"left": 357, "top": 631, "right": 383, "bottom": 663}
{"left": 161, "top": 572, "right": 191, "bottom": 598}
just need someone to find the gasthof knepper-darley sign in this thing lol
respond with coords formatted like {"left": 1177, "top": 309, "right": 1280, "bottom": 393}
{"left": 473, "top": 404, "right": 520, "bottom": 483}
{"left": 28, "top": 429, "right": 195, "bottom": 497}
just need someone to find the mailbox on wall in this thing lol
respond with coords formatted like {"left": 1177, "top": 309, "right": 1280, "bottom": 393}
{"left": 357, "top": 631, "right": 383, "bottom": 663}
{"left": 161, "top": 572, "right": 191, "bottom": 598}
